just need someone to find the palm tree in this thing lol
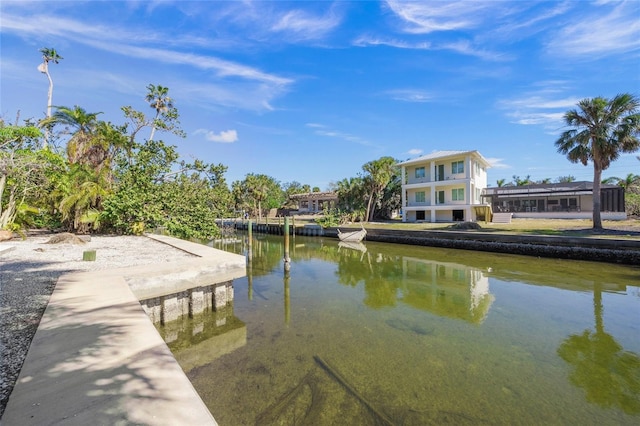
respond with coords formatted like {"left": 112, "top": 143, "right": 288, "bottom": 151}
{"left": 616, "top": 173, "right": 640, "bottom": 191}
{"left": 244, "top": 174, "right": 271, "bottom": 221}
{"left": 362, "top": 156, "right": 397, "bottom": 222}
{"left": 145, "top": 84, "right": 174, "bottom": 141}
{"left": 512, "top": 175, "right": 531, "bottom": 186}
{"left": 38, "top": 47, "right": 63, "bottom": 148}
{"left": 40, "top": 106, "right": 102, "bottom": 165}
{"left": 555, "top": 94, "right": 640, "bottom": 229}
{"left": 496, "top": 179, "right": 506, "bottom": 187}
{"left": 557, "top": 175, "right": 576, "bottom": 183}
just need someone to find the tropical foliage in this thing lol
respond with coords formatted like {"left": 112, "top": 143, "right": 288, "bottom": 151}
{"left": 232, "top": 173, "right": 284, "bottom": 220}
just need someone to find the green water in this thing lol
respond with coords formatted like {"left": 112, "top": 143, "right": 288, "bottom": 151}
{"left": 157, "top": 235, "right": 640, "bottom": 425}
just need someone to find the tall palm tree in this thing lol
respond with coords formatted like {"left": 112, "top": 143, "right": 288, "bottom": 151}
{"left": 38, "top": 47, "right": 63, "bottom": 148}
{"left": 555, "top": 94, "right": 640, "bottom": 229}
{"left": 145, "top": 84, "right": 174, "bottom": 141}
{"left": 40, "top": 106, "right": 102, "bottom": 165}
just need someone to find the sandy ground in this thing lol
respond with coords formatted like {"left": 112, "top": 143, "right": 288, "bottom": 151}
{"left": 0, "top": 234, "right": 196, "bottom": 419}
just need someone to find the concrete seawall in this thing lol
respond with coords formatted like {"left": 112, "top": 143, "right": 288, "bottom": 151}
{"left": 325, "top": 227, "right": 640, "bottom": 265}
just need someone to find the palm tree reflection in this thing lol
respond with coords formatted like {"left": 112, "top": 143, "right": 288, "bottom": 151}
{"left": 558, "top": 282, "right": 640, "bottom": 414}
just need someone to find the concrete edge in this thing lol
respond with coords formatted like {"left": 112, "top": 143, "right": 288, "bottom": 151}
{"left": 0, "top": 245, "right": 16, "bottom": 256}
{"left": 2, "top": 234, "right": 247, "bottom": 426}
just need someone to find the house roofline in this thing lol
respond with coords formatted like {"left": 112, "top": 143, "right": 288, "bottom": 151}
{"left": 398, "top": 150, "right": 491, "bottom": 168}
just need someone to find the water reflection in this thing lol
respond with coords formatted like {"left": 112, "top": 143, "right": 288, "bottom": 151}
{"left": 558, "top": 282, "right": 640, "bottom": 415}
{"left": 171, "top": 234, "right": 640, "bottom": 425}
{"left": 154, "top": 302, "right": 246, "bottom": 373}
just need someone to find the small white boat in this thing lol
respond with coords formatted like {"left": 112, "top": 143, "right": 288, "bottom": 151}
{"left": 337, "top": 227, "right": 367, "bottom": 242}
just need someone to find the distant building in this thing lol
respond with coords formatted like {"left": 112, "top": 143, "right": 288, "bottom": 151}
{"left": 289, "top": 192, "right": 338, "bottom": 214}
{"left": 398, "top": 150, "right": 491, "bottom": 222}
{"left": 482, "top": 181, "right": 626, "bottom": 220}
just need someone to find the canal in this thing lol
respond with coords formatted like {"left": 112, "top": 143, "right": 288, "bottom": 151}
{"left": 153, "top": 234, "right": 640, "bottom": 425}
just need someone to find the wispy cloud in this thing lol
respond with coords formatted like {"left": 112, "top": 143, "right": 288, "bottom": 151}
{"left": 497, "top": 85, "right": 580, "bottom": 131}
{"left": 1, "top": 11, "right": 292, "bottom": 111}
{"left": 271, "top": 7, "right": 343, "bottom": 42}
{"left": 546, "top": 1, "right": 640, "bottom": 58}
{"left": 3, "top": 12, "right": 291, "bottom": 86}
{"left": 485, "top": 157, "right": 511, "bottom": 169}
{"left": 407, "top": 148, "right": 423, "bottom": 156}
{"left": 194, "top": 129, "right": 238, "bottom": 143}
{"left": 384, "top": 0, "right": 493, "bottom": 34}
{"left": 354, "top": 34, "right": 505, "bottom": 61}
{"left": 305, "top": 123, "right": 371, "bottom": 146}
{"left": 353, "top": 35, "right": 431, "bottom": 50}
{"left": 385, "top": 89, "right": 433, "bottom": 103}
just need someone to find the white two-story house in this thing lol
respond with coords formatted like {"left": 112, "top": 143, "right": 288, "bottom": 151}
{"left": 398, "top": 150, "right": 491, "bottom": 222}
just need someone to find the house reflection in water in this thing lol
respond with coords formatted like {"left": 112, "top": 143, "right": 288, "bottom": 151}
{"left": 398, "top": 257, "right": 494, "bottom": 324}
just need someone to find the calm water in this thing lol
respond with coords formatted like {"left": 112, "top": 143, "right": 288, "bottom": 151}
{"left": 156, "top": 234, "right": 640, "bottom": 425}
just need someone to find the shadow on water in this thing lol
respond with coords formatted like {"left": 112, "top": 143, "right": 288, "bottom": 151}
{"left": 172, "top": 234, "right": 640, "bottom": 425}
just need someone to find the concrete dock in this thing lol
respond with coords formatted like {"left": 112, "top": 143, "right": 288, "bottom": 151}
{"left": 1, "top": 235, "right": 246, "bottom": 426}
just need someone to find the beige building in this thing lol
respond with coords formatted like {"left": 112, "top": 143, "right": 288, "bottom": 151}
{"left": 399, "top": 150, "right": 491, "bottom": 222}
{"left": 289, "top": 192, "right": 338, "bottom": 214}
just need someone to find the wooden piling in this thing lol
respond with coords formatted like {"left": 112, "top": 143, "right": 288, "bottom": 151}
{"left": 284, "top": 216, "right": 291, "bottom": 266}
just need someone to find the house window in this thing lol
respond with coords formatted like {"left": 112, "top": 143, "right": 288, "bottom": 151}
{"left": 416, "top": 191, "right": 426, "bottom": 203}
{"left": 452, "top": 161, "right": 464, "bottom": 174}
{"left": 452, "top": 188, "right": 464, "bottom": 201}
{"left": 415, "top": 167, "right": 425, "bottom": 179}
{"left": 437, "top": 191, "right": 445, "bottom": 204}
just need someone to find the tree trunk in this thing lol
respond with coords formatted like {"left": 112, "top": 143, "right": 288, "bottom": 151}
{"left": 149, "top": 111, "right": 160, "bottom": 141}
{"left": 365, "top": 193, "right": 374, "bottom": 223}
{"left": 44, "top": 66, "right": 53, "bottom": 149}
{"left": 592, "top": 165, "right": 603, "bottom": 229}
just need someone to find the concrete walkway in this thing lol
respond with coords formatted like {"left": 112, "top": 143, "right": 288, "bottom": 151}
{"left": 1, "top": 235, "right": 246, "bottom": 426}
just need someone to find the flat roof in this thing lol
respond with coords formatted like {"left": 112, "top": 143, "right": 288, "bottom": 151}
{"left": 397, "top": 150, "right": 491, "bottom": 167}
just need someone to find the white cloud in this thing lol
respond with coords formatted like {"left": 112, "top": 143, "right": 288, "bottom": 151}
{"left": 271, "top": 8, "right": 342, "bottom": 41}
{"left": 2, "top": 12, "right": 292, "bottom": 87}
{"left": 407, "top": 148, "right": 423, "bottom": 156}
{"left": 353, "top": 34, "right": 505, "bottom": 61}
{"left": 386, "top": 89, "right": 433, "bottom": 103}
{"left": 353, "top": 35, "right": 431, "bottom": 50}
{"left": 307, "top": 123, "right": 371, "bottom": 146}
{"left": 497, "top": 90, "right": 580, "bottom": 131}
{"left": 485, "top": 157, "right": 511, "bottom": 169}
{"left": 194, "top": 129, "right": 238, "bottom": 143}
{"left": 384, "top": 0, "right": 492, "bottom": 34}
{"left": 546, "top": 1, "right": 640, "bottom": 58}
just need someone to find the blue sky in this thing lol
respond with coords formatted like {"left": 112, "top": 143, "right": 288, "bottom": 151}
{"left": 1, "top": 1, "right": 639, "bottom": 189}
